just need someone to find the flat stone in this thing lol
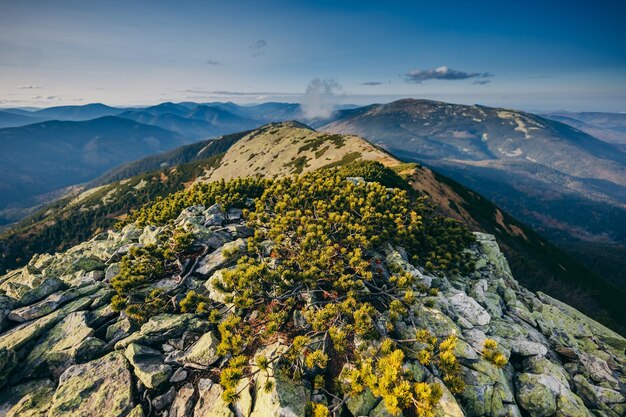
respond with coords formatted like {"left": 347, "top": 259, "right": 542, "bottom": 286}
{"left": 509, "top": 340, "right": 548, "bottom": 357}
{"left": 115, "top": 313, "right": 210, "bottom": 349}
{"left": 124, "top": 343, "right": 172, "bottom": 389}
{"left": 153, "top": 386, "right": 176, "bottom": 410}
{"left": 49, "top": 352, "right": 134, "bottom": 417}
{"left": 448, "top": 292, "right": 491, "bottom": 326}
{"left": 18, "top": 311, "right": 101, "bottom": 381}
{"left": 8, "top": 284, "right": 100, "bottom": 323}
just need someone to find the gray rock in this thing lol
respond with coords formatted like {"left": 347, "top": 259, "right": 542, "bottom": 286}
{"left": 49, "top": 352, "right": 135, "bottom": 417}
{"left": 169, "top": 383, "right": 196, "bottom": 417}
{"left": 345, "top": 388, "right": 378, "bottom": 416}
{"left": 153, "top": 386, "right": 177, "bottom": 410}
{"left": 194, "top": 378, "right": 234, "bottom": 417}
{"left": 115, "top": 313, "right": 210, "bottom": 349}
{"left": 170, "top": 367, "right": 188, "bottom": 383}
{"left": 106, "top": 318, "right": 133, "bottom": 342}
{"left": 8, "top": 283, "right": 100, "bottom": 323}
{"left": 0, "top": 378, "right": 55, "bottom": 417}
{"left": 196, "top": 238, "right": 247, "bottom": 276}
{"left": 18, "top": 311, "right": 101, "bottom": 380}
{"left": 448, "top": 291, "right": 491, "bottom": 326}
{"left": 124, "top": 343, "right": 172, "bottom": 389}
{"left": 182, "top": 331, "right": 220, "bottom": 369}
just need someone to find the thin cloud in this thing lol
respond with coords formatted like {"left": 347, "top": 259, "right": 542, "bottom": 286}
{"left": 404, "top": 66, "right": 493, "bottom": 83}
{"left": 361, "top": 81, "right": 383, "bottom": 86}
{"left": 249, "top": 39, "right": 267, "bottom": 57}
{"left": 472, "top": 80, "right": 491, "bottom": 85}
{"left": 18, "top": 85, "right": 43, "bottom": 89}
{"left": 204, "top": 59, "right": 220, "bottom": 65}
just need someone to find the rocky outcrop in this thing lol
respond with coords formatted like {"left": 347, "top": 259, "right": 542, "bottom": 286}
{"left": 0, "top": 205, "right": 625, "bottom": 417}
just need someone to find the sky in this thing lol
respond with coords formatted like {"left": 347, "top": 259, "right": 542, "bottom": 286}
{"left": 1, "top": 0, "right": 625, "bottom": 112}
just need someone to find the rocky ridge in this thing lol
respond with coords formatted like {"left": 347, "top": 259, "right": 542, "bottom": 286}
{"left": 0, "top": 193, "right": 625, "bottom": 416}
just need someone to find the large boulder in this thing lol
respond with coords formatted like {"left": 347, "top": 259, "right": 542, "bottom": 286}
{"left": 196, "top": 238, "right": 247, "bottom": 276}
{"left": 0, "top": 378, "right": 55, "bottom": 417}
{"left": 48, "top": 352, "right": 134, "bottom": 417}
{"left": 17, "top": 311, "right": 103, "bottom": 381}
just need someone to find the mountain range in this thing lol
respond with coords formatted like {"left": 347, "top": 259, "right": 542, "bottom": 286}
{"left": 320, "top": 99, "right": 626, "bottom": 287}
{"left": 0, "top": 121, "right": 625, "bottom": 417}
{"left": 2, "top": 121, "right": 625, "bottom": 336}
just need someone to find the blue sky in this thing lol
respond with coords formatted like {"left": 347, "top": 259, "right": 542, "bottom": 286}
{"left": 1, "top": 0, "right": 625, "bottom": 111}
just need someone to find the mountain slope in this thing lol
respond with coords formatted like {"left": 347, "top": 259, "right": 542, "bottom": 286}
{"left": 541, "top": 111, "right": 626, "bottom": 146}
{"left": 2, "top": 122, "right": 625, "bottom": 336}
{"left": 0, "top": 164, "right": 625, "bottom": 417}
{"left": 0, "top": 116, "right": 188, "bottom": 214}
{"left": 320, "top": 99, "right": 626, "bottom": 286}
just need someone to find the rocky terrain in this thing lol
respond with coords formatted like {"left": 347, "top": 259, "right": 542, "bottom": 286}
{"left": 1, "top": 175, "right": 625, "bottom": 416}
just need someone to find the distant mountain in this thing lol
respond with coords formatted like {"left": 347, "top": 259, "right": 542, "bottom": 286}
{"left": 30, "top": 103, "right": 125, "bottom": 121}
{"left": 0, "top": 110, "right": 44, "bottom": 128}
{"left": 541, "top": 111, "right": 626, "bottom": 146}
{"left": 0, "top": 116, "right": 188, "bottom": 215}
{"left": 321, "top": 99, "right": 626, "bottom": 287}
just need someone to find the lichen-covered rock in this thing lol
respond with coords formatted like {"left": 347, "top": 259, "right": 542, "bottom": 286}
{"left": 115, "top": 313, "right": 210, "bottom": 349}
{"left": 181, "top": 331, "right": 220, "bottom": 369}
{"left": 194, "top": 378, "right": 234, "bottom": 417}
{"left": 7, "top": 284, "right": 101, "bottom": 323}
{"left": 49, "top": 352, "right": 134, "bottom": 417}
{"left": 124, "top": 343, "right": 172, "bottom": 388}
{"left": 196, "top": 238, "right": 247, "bottom": 276}
{"left": 250, "top": 344, "right": 309, "bottom": 417}
{"left": 448, "top": 291, "right": 491, "bottom": 326}
{"left": 0, "top": 296, "right": 94, "bottom": 352}
{"left": 17, "top": 311, "right": 102, "bottom": 381}
{"left": 0, "top": 378, "right": 55, "bottom": 417}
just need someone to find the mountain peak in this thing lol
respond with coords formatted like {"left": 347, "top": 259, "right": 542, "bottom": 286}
{"left": 204, "top": 122, "right": 399, "bottom": 182}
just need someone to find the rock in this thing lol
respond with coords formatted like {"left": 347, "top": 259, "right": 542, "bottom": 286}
{"left": 509, "top": 340, "right": 548, "bottom": 357}
{"left": 573, "top": 374, "right": 625, "bottom": 406}
{"left": 0, "top": 296, "right": 94, "bottom": 352}
{"left": 226, "top": 207, "right": 243, "bottom": 221}
{"left": 18, "top": 311, "right": 102, "bottom": 380}
{"left": 233, "top": 378, "right": 253, "bottom": 417}
{"left": 345, "top": 388, "right": 378, "bottom": 416}
{"left": 126, "top": 405, "right": 145, "bottom": 417}
{"left": 196, "top": 238, "right": 247, "bottom": 276}
{"left": 182, "top": 331, "right": 220, "bottom": 369}
{"left": 250, "top": 344, "right": 308, "bottom": 417}
{"left": 194, "top": 378, "right": 234, "bottom": 417}
{"left": 370, "top": 400, "right": 399, "bottom": 417}
{"left": 106, "top": 318, "right": 133, "bottom": 342}
{"left": 0, "top": 347, "right": 17, "bottom": 389}
{"left": 170, "top": 367, "right": 188, "bottom": 383}
{"left": 515, "top": 373, "right": 558, "bottom": 417}
{"left": 448, "top": 292, "right": 491, "bottom": 326}
{"left": 204, "top": 204, "right": 226, "bottom": 226}
{"left": 384, "top": 245, "right": 430, "bottom": 287}
{"left": 0, "top": 295, "right": 15, "bottom": 330}
{"left": 434, "top": 378, "right": 465, "bottom": 417}
{"left": 124, "top": 343, "right": 172, "bottom": 388}
{"left": 104, "top": 263, "right": 120, "bottom": 282}
{"left": 578, "top": 352, "right": 619, "bottom": 385}
{"left": 153, "top": 386, "right": 177, "bottom": 411}
{"left": 0, "top": 378, "right": 55, "bottom": 417}
{"left": 8, "top": 284, "right": 100, "bottom": 323}
{"left": 49, "top": 352, "right": 134, "bottom": 417}
{"left": 115, "top": 313, "right": 210, "bottom": 349}
{"left": 169, "top": 383, "right": 196, "bottom": 417}
{"left": 0, "top": 269, "right": 64, "bottom": 306}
